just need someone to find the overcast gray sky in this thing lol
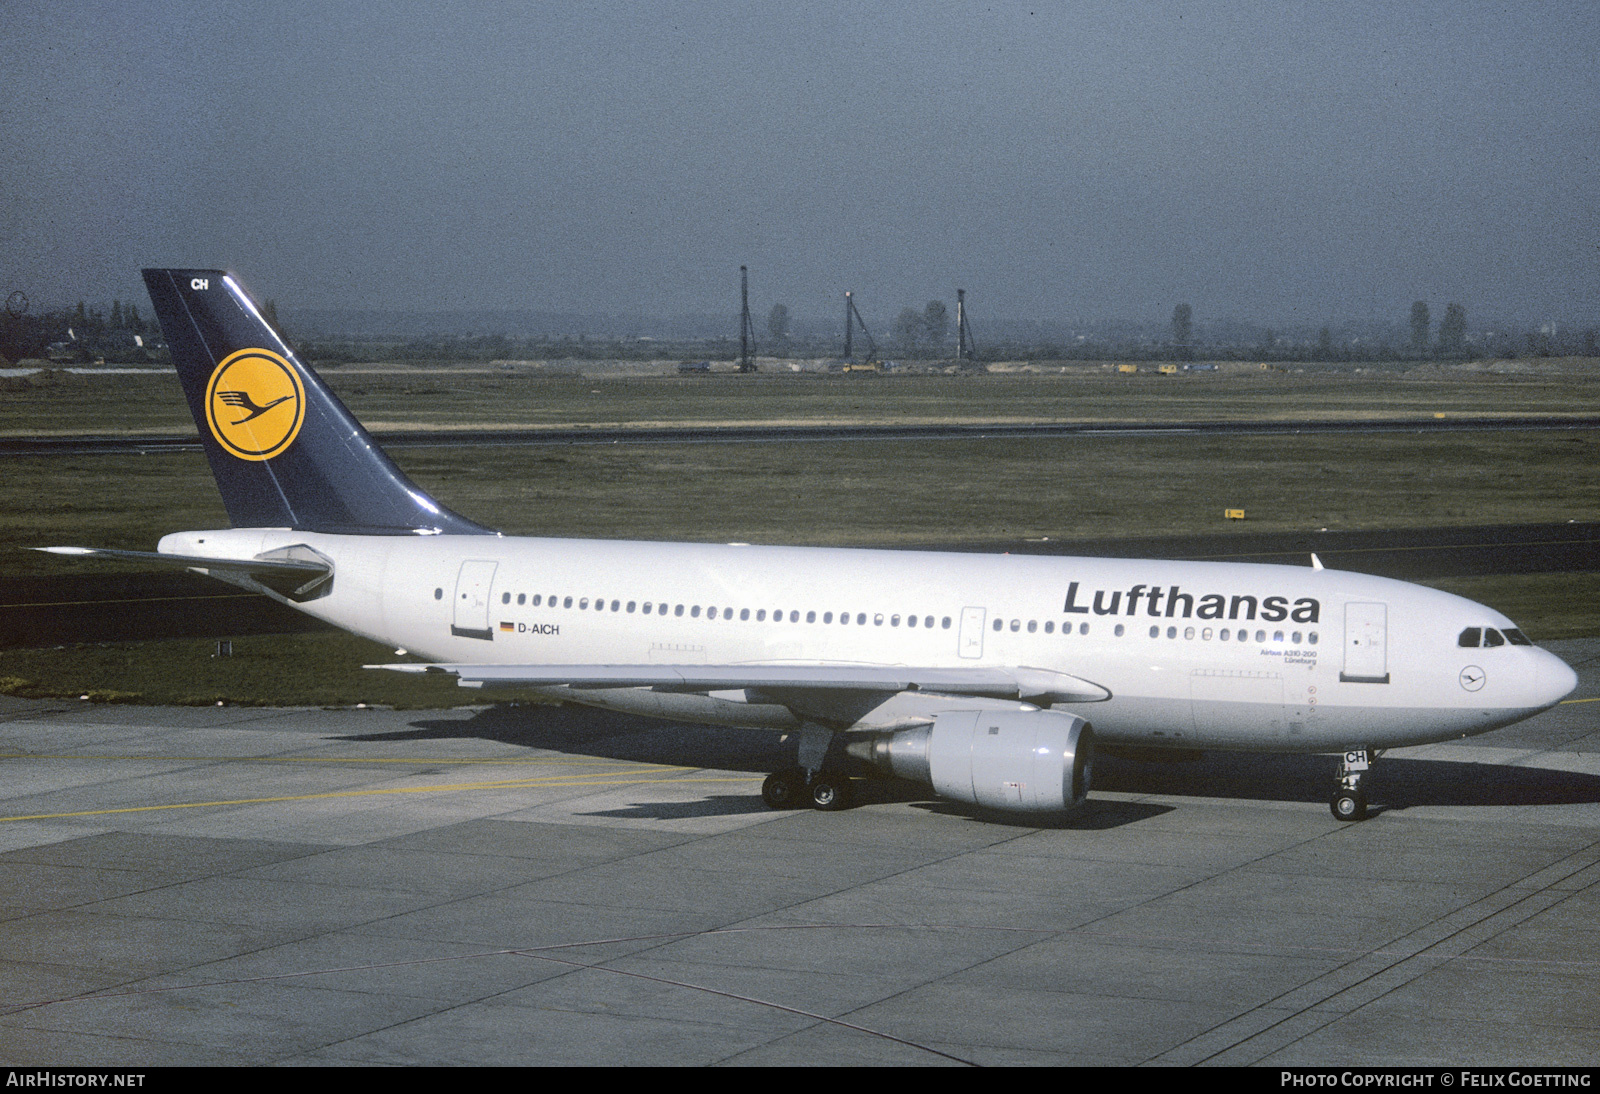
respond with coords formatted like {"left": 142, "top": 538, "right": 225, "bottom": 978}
{"left": 5, "top": 1, "right": 1596, "bottom": 327}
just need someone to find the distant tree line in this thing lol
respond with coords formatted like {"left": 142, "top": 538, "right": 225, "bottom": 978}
{"left": 0, "top": 297, "right": 162, "bottom": 365}
{"left": 8, "top": 290, "right": 1597, "bottom": 368}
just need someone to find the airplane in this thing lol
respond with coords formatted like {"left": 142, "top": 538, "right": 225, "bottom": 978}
{"left": 40, "top": 269, "right": 1579, "bottom": 823}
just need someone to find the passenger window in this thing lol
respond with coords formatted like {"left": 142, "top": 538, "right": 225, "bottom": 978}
{"left": 1009, "top": 619, "right": 1019, "bottom": 632}
{"left": 823, "top": 612, "right": 833, "bottom": 623}
{"left": 708, "top": 607, "right": 718, "bottom": 620}
{"left": 1027, "top": 620, "right": 1037, "bottom": 633}
{"left": 518, "top": 593, "right": 527, "bottom": 606}
{"left": 643, "top": 602, "right": 652, "bottom": 614}
{"left": 692, "top": 605, "right": 702, "bottom": 618}
{"left": 501, "top": 592, "right": 510, "bottom": 604}
{"left": 906, "top": 615, "right": 916, "bottom": 628}
{"left": 857, "top": 613, "right": 867, "bottom": 625}
{"left": 1166, "top": 626, "right": 1176, "bottom": 639}
{"left": 891, "top": 614, "right": 900, "bottom": 627}
{"left": 1291, "top": 631, "right": 1301, "bottom": 644}
{"left": 740, "top": 608, "right": 750, "bottom": 621}
{"left": 564, "top": 596, "right": 573, "bottom": 608}
{"left": 993, "top": 619, "right": 1003, "bottom": 631}
{"left": 791, "top": 611, "right": 800, "bottom": 623}
{"left": 757, "top": 609, "right": 767, "bottom": 621}
{"left": 942, "top": 617, "right": 952, "bottom": 629}
{"left": 1255, "top": 630, "right": 1266, "bottom": 643}
{"left": 1309, "top": 632, "right": 1318, "bottom": 645}
{"left": 1202, "top": 628, "right": 1212, "bottom": 640}
{"left": 611, "top": 600, "right": 620, "bottom": 612}
{"left": 806, "top": 611, "right": 816, "bottom": 623}
{"left": 1273, "top": 631, "right": 1284, "bottom": 642}
{"left": 1484, "top": 628, "right": 1505, "bottom": 647}
{"left": 1185, "top": 627, "right": 1195, "bottom": 640}
{"left": 1080, "top": 623, "right": 1089, "bottom": 635}
{"left": 1220, "top": 628, "right": 1229, "bottom": 641}
{"left": 579, "top": 598, "right": 589, "bottom": 609}
{"left": 627, "top": 601, "right": 635, "bottom": 613}
{"left": 1114, "top": 624, "right": 1125, "bottom": 637}
{"left": 1149, "top": 625, "right": 1159, "bottom": 638}
{"left": 674, "top": 604, "right": 684, "bottom": 617}
{"left": 872, "top": 613, "right": 882, "bottom": 626}
{"left": 1044, "top": 621, "right": 1054, "bottom": 634}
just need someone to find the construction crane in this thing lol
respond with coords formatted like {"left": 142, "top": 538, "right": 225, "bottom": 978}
{"left": 956, "top": 288, "right": 978, "bottom": 364}
{"left": 841, "top": 291, "right": 878, "bottom": 366}
{"left": 738, "top": 266, "right": 757, "bottom": 373}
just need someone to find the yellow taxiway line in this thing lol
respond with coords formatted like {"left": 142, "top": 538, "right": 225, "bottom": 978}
{"left": 0, "top": 771, "right": 758, "bottom": 823}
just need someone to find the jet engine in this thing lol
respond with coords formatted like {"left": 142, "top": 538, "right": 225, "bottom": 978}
{"left": 851, "top": 708, "right": 1094, "bottom": 813}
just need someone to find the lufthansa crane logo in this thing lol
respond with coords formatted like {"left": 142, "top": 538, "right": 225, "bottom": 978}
{"left": 204, "top": 348, "right": 305, "bottom": 461}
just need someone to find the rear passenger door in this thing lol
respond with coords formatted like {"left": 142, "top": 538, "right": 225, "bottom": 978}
{"left": 451, "top": 560, "right": 498, "bottom": 640}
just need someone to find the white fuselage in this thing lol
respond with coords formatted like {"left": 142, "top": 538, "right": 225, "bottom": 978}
{"left": 161, "top": 528, "right": 1577, "bottom": 752}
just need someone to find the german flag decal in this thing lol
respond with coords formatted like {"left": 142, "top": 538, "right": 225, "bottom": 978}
{"left": 499, "top": 621, "right": 515, "bottom": 632}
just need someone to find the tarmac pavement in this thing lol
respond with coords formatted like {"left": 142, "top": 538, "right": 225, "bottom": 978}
{"left": 0, "top": 639, "right": 1596, "bottom": 1066}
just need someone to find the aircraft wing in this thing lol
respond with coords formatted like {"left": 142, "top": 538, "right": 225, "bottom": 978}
{"left": 370, "top": 662, "right": 1111, "bottom": 704}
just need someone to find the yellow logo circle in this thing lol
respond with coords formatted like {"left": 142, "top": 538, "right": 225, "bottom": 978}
{"left": 204, "top": 348, "right": 306, "bottom": 461}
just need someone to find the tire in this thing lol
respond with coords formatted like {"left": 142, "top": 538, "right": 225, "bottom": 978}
{"left": 809, "top": 774, "right": 852, "bottom": 811}
{"left": 1330, "top": 789, "right": 1367, "bottom": 822}
{"left": 761, "top": 769, "right": 802, "bottom": 809}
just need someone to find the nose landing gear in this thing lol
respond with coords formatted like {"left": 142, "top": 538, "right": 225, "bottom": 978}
{"left": 1330, "top": 749, "right": 1373, "bottom": 822}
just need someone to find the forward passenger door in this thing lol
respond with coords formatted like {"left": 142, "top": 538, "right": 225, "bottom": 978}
{"left": 1341, "top": 602, "right": 1389, "bottom": 683}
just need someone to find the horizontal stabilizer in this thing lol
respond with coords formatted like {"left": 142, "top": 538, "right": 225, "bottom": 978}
{"left": 37, "top": 546, "right": 329, "bottom": 575}
{"left": 37, "top": 545, "right": 333, "bottom": 600}
{"left": 369, "top": 662, "right": 1111, "bottom": 704}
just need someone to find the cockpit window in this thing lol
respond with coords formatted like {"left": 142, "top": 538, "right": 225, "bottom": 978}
{"left": 1459, "top": 625, "right": 1535, "bottom": 648}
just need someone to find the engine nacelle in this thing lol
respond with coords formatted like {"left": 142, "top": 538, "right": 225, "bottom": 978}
{"left": 855, "top": 709, "right": 1094, "bottom": 813}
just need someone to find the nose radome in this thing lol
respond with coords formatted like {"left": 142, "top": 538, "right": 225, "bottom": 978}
{"left": 1536, "top": 651, "right": 1579, "bottom": 708}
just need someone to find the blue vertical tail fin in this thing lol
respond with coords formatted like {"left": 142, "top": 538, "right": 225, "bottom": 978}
{"left": 142, "top": 269, "right": 494, "bottom": 535}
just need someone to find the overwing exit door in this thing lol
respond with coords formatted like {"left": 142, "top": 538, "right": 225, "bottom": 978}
{"left": 958, "top": 606, "right": 986, "bottom": 659}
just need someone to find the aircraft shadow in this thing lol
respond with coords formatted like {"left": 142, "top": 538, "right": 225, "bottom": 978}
{"left": 336, "top": 702, "right": 1600, "bottom": 818}
{"left": 339, "top": 701, "right": 791, "bottom": 773}
{"left": 579, "top": 795, "right": 775, "bottom": 821}
{"left": 1095, "top": 751, "right": 1600, "bottom": 812}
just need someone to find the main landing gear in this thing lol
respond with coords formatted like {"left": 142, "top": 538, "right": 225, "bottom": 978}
{"left": 761, "top": 766, "right": 853, "bottom": 811}
{"left": 1330, "top": 749, "right": 1375, "bottom": 822}
{"left": 761, "top": 723, "right": 854, "bottom": 812}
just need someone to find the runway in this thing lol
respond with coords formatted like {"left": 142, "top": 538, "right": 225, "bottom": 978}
{"left": 1, "top": 638, "right": 1596, "bottom": 1065}
{"left": 3, "top": 414, "right": 1599, "bottom": 457}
